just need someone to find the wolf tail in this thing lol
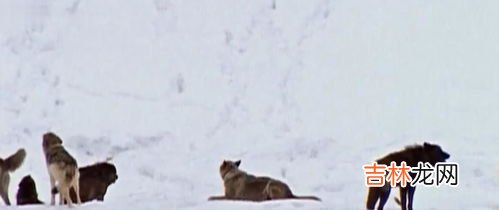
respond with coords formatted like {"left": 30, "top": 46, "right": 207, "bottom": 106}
{"left": 4, "top": 148, "right": 26, "bottom": 172}
{"left": 291, "top": 195, "right": 321, "bottom": 201}
{"left": 394, "top": 197, "right": 401, "bottom": 205}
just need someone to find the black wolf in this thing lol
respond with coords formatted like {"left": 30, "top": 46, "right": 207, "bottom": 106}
{"left": 366, "top": 142, "right": 450, "bottom": 210}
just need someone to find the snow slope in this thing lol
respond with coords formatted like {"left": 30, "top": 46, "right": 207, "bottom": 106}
{"left": 0, "top": 0, "right": 498, "bottom": 209}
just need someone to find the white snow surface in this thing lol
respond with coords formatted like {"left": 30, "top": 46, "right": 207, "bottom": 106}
{"left": 0, "top": 0, "right": 498, "bottom": 209}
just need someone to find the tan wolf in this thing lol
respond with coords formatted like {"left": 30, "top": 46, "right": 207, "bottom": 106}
{"left": 208, "top": 160, "right": 321, "bottom": 202}
{"left": 42, "top": 132, "right": 82, "bottom": 206}
{"left": 366, "top": 142, "right": 450, "bottom": 210}
{"left": 0, "top": 148, "right": 26, "bottom": 205}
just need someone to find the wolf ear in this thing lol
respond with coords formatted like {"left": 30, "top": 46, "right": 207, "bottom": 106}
{"left": 423, "top": 142, "right": 432, "bottom": 147}
{"left": 234, "top": 160, "right": 241, "bottom": 167}
{"left": 105, "top": 156, "right": 113, "bottom": 162}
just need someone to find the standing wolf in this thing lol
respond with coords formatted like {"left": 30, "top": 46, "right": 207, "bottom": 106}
{"left": 366, "top": 142, "right": 450, "bottom": 210}
{"left": 0, "top": 148, "right": 26, "bottom": 205}
{"left": 42, "top": 132, "right": 82, "bottom": 206}
{"left": 208, "top": 160, "right": 321, "bottom": 202}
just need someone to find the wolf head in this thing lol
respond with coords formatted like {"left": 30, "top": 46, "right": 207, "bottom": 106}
{"left": 219, "top": 160, "right": 241, "bottom": 179}
{"left": 99, "top": 163, "right": 118, "bottom": 185}
{"left": 42, "top": 132, "right": 63, "bottom": 151}
{"left": 81, "top": 162, "right": 118, "bottom": 185}
{"left": 19, "top": 175, "right": 36, "bottom": 189}
{"left": 423, "top": 142, "right": 450, "bottom": 165}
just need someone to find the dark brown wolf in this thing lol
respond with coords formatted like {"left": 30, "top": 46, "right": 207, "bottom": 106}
{"left": 208, "top": 160, "right": 321, "bottom": 202}
{"left": 366, "top": 142, "right": 450, "bottom": 210}
{"left": 0, "top": 149, "right": 26, "bottom": 205}
{"left": 16, "top": 175, "right": 43, "bottom": 205}
{"left": 52, "top": 162, "right": 118, "bottom": 203}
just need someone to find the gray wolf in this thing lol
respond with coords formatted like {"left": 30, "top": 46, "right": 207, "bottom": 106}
{"left": 0, "top": 148, "right": 26, "bottom": 205}
{"left": 16, "top": 175, "right": 43, "bottom": 205}
{"left": 366, "top": 142, "right": 450, "bottom": 210}
{"left": 208, "top": 160, "right": 321, "bottom": 202}
{"left": 52, "top": 162, "right": 118, "bottom": 203}
{"left": 42, "top": 132, "right": 81, "bottom": 206}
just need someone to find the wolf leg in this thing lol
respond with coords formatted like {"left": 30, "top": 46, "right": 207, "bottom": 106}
{"left": 49, "top": 175, "right": 56, "bottom": 205}
{"left": 407, "top": 186, "right": 415, "bottom": 210}
{"left": 266, "top": 181, "right": 288, "bottom": 200}
{"left": 74, "top": 178, "right": 82, "bottom": 204}
{"left": 366, "top": 187, "right": 379, "bottom": 210}
{"left": 377, "top": 185, "right": 391, "bottom": 210}
{"left": 0, "top": 176, "right": 10, "bottom": 205}
{"left": 0, "top": 190, "right": 10, "bottom": 205}
{"left": 399, "top": 187, "right": 408, "bottom": 210}
{"left": 59, "top": 186, "right": 65, "bottom": 205}
{"left": 61, "top": 187, "right": 73, "bottom": 207}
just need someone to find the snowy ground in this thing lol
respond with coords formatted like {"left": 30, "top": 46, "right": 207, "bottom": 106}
{"left": 1, "top": 0, "right": 498, "bottom": 209}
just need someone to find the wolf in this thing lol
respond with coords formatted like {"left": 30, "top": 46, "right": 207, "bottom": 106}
{"left": 366, "top": 142, "right": 450, "bottom": 210}
{"left": 208, "top": 160, "right": 321, "bottom": 202}
{"left": 16, "top": 175, "right": 43, "bottom": 205}
{"left": 42, "top": 132, "right": 81, "bottom": 206}
{"left": 0, "top": 148, "right": 26, "bottom": 205}
{"left": 52, "top": 162, "right": 118, "bottom": 203}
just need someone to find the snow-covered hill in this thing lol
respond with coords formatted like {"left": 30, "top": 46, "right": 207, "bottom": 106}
{"left": 1, "top": 0, "right": 498, "bottom": 209}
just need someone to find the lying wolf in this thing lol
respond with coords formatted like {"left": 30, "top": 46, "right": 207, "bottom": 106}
{"left": 0, "top": 149, "right": 26, "bottom": 205}
{"left": 366, "top": 142, "right": 450, "bottom": 210}
{"left": 208, "top": 160, "right": 320, "bottom": 202}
